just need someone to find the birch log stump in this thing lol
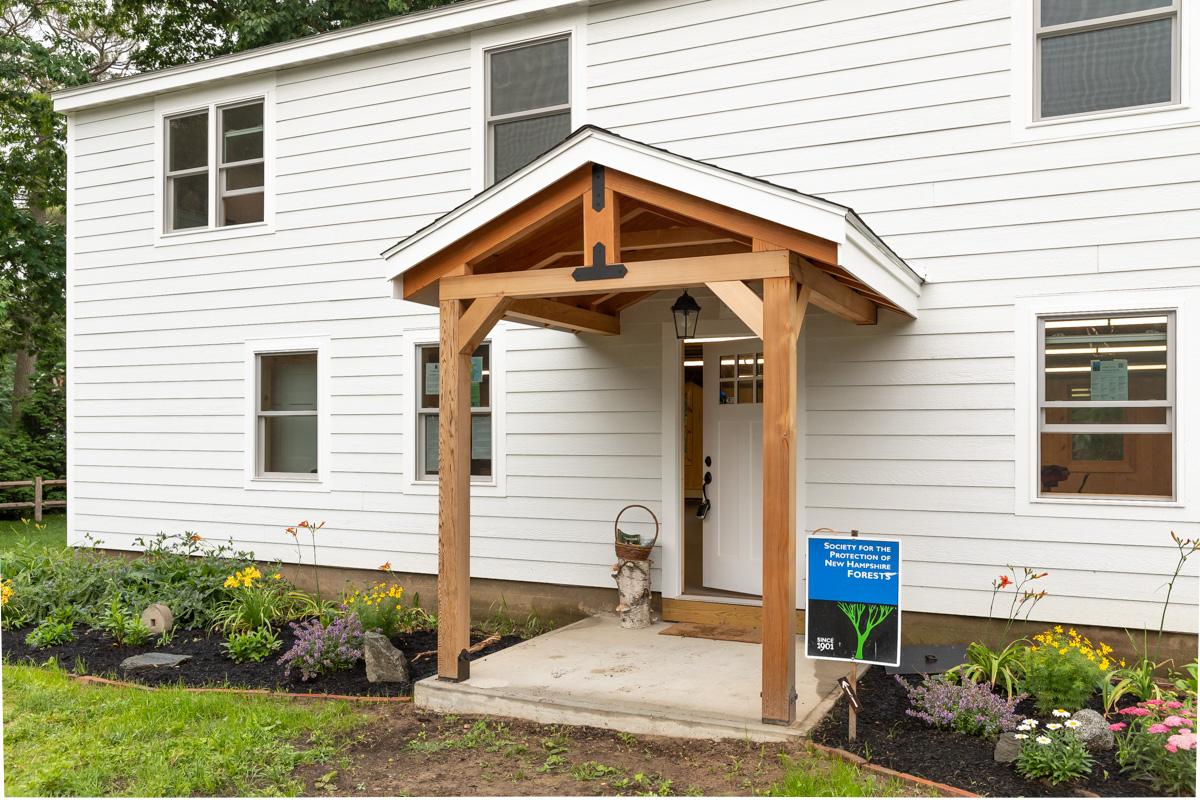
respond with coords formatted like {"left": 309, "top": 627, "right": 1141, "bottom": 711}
{"left": 612, "top": 559, "right": 652, "bottom": 629}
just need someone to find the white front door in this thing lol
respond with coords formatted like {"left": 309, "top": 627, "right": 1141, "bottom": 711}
{"left": 701, "top": 340, "right": 764, "bottom": 595}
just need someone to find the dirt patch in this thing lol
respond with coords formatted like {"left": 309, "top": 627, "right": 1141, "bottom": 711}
{"left": 2, "top": 625, "right": 521, "bottom": 696}
{"left": 292, "top": 704, "right": 929, "bottom": 797}
{"left": 810, "top": 665, "right": 1158, "bottom": 797}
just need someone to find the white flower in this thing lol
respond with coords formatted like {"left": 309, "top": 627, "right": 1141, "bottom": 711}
{"left": 1046, "top": 723, "right": 1063, "bottom": 730}
{"left": 1036, "top": 736, "right": 1052, "bottom": 745}
{"left": 1022, "top": 718, "right": 1039, "bottom": 727}
{"left": 1014, "top": 733, "right": 1029, "bottom": 740}
{"left": 1065, "top": 719, "right": 1082, "bottom": 729}
{"left": 1052, "top": 709, "right": 1070, "bottom": 718}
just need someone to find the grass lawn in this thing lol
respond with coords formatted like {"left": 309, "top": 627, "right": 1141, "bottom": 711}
{"left": 0, "top": 512, "right": 68, "bottom": 553}
{"left": 2, "top": 663, "right": 364, "bottom": 797}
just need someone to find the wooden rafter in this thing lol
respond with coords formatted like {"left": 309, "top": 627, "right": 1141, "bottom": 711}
{"left": 505, "top": 298, "right": 620, "bottom": 335}
{"left": 705, "top": 281, "right": 763, "bottom": 338}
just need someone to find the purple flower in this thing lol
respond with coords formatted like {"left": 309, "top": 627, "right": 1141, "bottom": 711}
{"left": 278, "top": 615, "right": 364, "bottom": 681}
{"left": 896, "top": 674, "right": 1025, "bottom": 739}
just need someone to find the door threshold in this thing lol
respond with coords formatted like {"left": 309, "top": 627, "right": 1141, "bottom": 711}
{"left": 664, "top": 597, "right": 806, "bottom": 628}
{"left": 675, "top": 593, "right": 761, "bottom": 607}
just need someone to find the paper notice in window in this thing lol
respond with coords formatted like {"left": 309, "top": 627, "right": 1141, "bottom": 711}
{"left": 424, "top": 363, "right": 439, "bottom": 395}
{"left": 1090, "top": 359, "right": 1128, "bottom": 401}
{"left": 471, "top": 356, "right": 483, "bottom": 383}
{"left": 471, "top": 415, "right": 491, "bottom": 460}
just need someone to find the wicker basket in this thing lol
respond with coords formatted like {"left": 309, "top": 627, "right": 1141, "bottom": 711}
{"left": 613, "top": 504, "right": 660, "bottom": 561}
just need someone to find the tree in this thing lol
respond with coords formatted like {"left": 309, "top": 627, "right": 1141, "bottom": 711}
{"left": 836, "top": 602, "right": 894, "bottom": 660}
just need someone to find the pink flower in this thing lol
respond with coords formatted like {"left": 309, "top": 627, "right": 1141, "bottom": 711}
{"left": 1119, "top": 706, "right": 1152, "bottom": 716}
{"left": 1148, "top": 723, "right": 1170, "bottom": 734}
{"left": 1163, "top": 715, "right": 1188, "bottom": 728}
{"left": 1164, "top": 701, "right": 1184, "bottom": 709}
{"left": 1166, "top": 731, "right": 1196, "bottom": 752}
{"left": 1109, "top": 722, "right": 1127, "bottom": 731}
{"left": 1144, "top": 699, "right": 1164, "bottom": 706}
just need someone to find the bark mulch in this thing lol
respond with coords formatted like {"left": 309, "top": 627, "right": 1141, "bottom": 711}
{"left": 810, "top": 665, "right": 1162, "bottom": 798}
{"left": 1, "top": 625, "right": 521, "bottom": 697}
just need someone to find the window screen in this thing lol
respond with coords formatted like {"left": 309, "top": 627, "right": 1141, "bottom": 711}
{"left": 166, "top": 111, "right": 209, "bottom": 231}
{"left": 1038, "top": 313, "right": 1174, "bottom": 499}
{"left": 487, "top": 36, "right": 571, "bottom": 183}
{"left": 1036, "top": 0, "right": 1178, "bottom": 119}
{"left": 257, "top": 352, "right": 318, "bottom": 476}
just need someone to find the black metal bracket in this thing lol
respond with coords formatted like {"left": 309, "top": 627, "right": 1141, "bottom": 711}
{"left": 591, "top": 163, "right": 606, "bottom": 212}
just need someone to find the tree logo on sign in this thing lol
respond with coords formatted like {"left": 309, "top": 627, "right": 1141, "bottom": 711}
{"left": 836, "top": 602, "right": 895, "bottom": 660}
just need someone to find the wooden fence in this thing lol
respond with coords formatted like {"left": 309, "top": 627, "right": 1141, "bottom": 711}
{"left": 0, "top": 477, "right": 66, "bottom": 522}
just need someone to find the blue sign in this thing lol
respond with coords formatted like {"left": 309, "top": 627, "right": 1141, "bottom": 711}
{"left": 805, "top": 534, "right": 902, "bottom": 667}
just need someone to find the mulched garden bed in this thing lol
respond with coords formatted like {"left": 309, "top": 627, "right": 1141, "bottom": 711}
{"left": 811, "top": 665, "right": 1161, "bottom": 798}
{"left": 1, "top": 625, "right": 522, "bottom": 697}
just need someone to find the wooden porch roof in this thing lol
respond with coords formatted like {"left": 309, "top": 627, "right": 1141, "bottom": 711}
{"left": 383, "top": 126, "right": 922, "bottom": 333}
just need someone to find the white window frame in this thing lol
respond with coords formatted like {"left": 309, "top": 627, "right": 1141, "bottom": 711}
{"left": 244, "top": 337, "right": 330, "bottom": 492}
{"left": 1015, "top": 288, "right": 1198, "bottom": 521}
{"left": 1011, "top": 0, "right": 1200, "bottom": 141}
{"left": 469, "top": 12, "right": 586, "bottom": 193}
{"left": 153, "top": 76, "right": 276, "bottom": 246}
{"left": 401, "top": 326, "right": 507, "bottom": 497}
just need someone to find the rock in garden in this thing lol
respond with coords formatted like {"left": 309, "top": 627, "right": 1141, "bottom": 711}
{"left": 1071, "top": 709, "right": 1114, "bottom": 751}
{"left": 993, "top": 731, "right": 1022, "bottom": 763}
{"left": 120, "top": 652, "right": 191, "bottom": 672}
{"left": 363, "top": 632, "right": 410, "bottom": 684}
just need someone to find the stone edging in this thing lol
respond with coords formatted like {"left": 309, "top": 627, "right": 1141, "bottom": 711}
{"left": 70, "top": 674, "right": 412, "bottom": 702}
{"left": 809, "top": 741, "right": 979, "bottom": 798}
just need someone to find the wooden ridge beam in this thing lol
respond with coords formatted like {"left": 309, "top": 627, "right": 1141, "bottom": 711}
{"left": 505, "top": 298, "right": 620, "bottom": 335}
{"left": 440, "top": 249, "right": 793, "bottom": 301}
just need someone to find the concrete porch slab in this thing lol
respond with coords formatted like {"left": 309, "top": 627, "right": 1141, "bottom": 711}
{"left": 415, "top": 614, "right": 850, "bottom": 742}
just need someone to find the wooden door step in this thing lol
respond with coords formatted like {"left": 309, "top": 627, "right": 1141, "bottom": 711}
{"left": 659, "top": 622, "right": 762, "bottom": 644}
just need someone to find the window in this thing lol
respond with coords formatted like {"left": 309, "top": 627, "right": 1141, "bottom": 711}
{"left": 717, "top": 351, "right": 764, "bottom": 405}
{"left": 1038, "top": 312, "right": 1174, "bottom": 499}
{"left": 486, "top": 35, "right": 571, "bottom": 184}
{"left": 1036, "top": 0, "right": 1180, "bottom": 119}
{"left": 256, "top": 352, "right": 319, "bottom": 477}
{"left": 164, "top": 98, "right": 265, "bottom": 232}
{"left": 416, "top": 342, "right": 492, "bottom": 480}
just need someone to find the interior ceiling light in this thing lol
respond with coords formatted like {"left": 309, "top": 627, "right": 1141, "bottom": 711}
{"left": 1045, "top": 315, "right": 1169, "bottom": 329}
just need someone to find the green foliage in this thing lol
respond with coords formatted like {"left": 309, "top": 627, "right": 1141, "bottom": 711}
{"left": 1113, "top": 701, "right": 1196, "bottom": 796}
{"left": 2, "top": 662, "right": 362, "bottom": 796}
{"left": 1015, "top": 727, "right": 1094, "bottom": 785}
{"left": 1023, "top": 641, "right": 1106, "bottom": 714}
{"left": 96, "top": 596, "right": 150, "bottom": 646}
{"left": 1099, "top": 670, "right": 1137, "bottom": 717}
{"left": 1116, "top": 656, "right": 1172, "bottom": 702}
{"left": 948, "top": 639, "right": 1028, "bottom": 698}
{"left": 764, "top": 754, "right": 909, "bottom": 797}
{"left": 222, "top": 625, "right": 283, "bottom": 664}
{"left": 1171, "top": 661, "right": 1198, "bottom": 700}
{"left": 24, "top": 605, "right": 75, "bottom": 648}
{"left": 570, "top": 761, "right": 622, "bottom": 781}
{"left": 1, "top": 530, "right": 257, "bottom": 630}
{"left": 476, "top": 597, "right": 553, "bottom": 639}
{"left": 212, "top": 565, "right": 291, "bottom": 633}
{"left": 341, "top": 581, "right": 418, "bottom": 637}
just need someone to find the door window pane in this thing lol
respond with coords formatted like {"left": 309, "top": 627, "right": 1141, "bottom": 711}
{"left": 1040, "top": 17, "right": 1173, "bottom": 117}
{"left": 489, "top": 37, "right": 569, "bottom": 116}
{"left": 168, "top": 111, "right": 208, "bottom": 171}
{"left": 492, "top": 111, "right": 571, "bottom": 182}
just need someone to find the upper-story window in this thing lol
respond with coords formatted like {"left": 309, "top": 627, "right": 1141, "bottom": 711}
{"left": 1036, "top": 0, "right": 1180, "bottom": 119}
{"left": 486, "top": 35, "right": 571, "bottom": 184}
{"left": 164, "top": 99, "right": 265, "bottom": 232}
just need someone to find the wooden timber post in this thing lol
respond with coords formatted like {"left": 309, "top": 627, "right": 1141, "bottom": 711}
{"left": 437, "top": 296, "right": 472, "bottom": 681}
{"left": 760, "top": 241, "right": 808, "bottom": 725}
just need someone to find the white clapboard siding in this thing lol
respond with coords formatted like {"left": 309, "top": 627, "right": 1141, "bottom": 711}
{"left": 65, "top": 0, "right": 1198, "bottom": 631}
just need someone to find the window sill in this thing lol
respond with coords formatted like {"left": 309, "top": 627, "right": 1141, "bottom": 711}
{"left": 1012, "top": 101, "right": 1198, "bottom": 144}
{"left": 1032, "top": 495, "right": 1181, "bottom": 509}
{"left": 157, "top": 220, "right": 273, "bottom": 248}
{"left": 245, "top": 476, "right": 330, "bottom": 492}
{"left": 405, "top": 477, "right": 505, "bottom": 497}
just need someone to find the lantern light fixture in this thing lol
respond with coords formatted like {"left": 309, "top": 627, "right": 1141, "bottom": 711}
{"left": 670, "top": 290, "right": 701, "bottom": 340}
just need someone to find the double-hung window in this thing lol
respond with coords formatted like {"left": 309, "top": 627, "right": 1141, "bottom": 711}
{"left": 164, "top": 98, "right": 265, "bottom": 232}
{"left": 1036, "top": 0, "right": 1180, "bottom": 119}
{"left": 256, "top": 352, "right": 319, "bottom": 478}
{"left": 416, "top": 343, "right": 492, "bottom": 480}
{"left": 486, "top": 35, "right": 571, "bottom": 184}
{"left": 1038, "top": 312, "right": 1175, "bottom": 499}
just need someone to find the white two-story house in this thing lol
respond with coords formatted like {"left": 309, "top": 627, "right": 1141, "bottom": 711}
{"left": 55, "top": 0, "right": 1198, "bottom": 677}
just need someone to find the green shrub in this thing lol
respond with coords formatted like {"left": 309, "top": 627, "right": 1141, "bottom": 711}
{"left": 25, "top": 607, "right": 76, "bottom": 649}
{"left": 211, "top": 565, "right": 290, "bottom": 633}
{"left": 341, "top": 582, "right": 421, "bottom": 637}
{"left": 1023, "top": 628, "right": 1109, "bottom": 713}
{"left": 948, "top": 639, "right": 1028, "bottom": 698}
{"left": 96, "top": 596, "right": 150, "bottom": 646}
{"left": 222, "top": 626, "right": 283, "bottom": 664}
{"left": 1015, "top": 716, "right": 1095, "bottom": 785}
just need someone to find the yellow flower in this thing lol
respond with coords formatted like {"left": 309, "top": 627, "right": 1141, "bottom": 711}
{"left": 1054, "top": 625, "right": 1063, "bottom": 634}
{"left": 1, "top": 581, "right": 13, "bottom": 607}
{"left": 224, "top": 575, "right": 238, "bottom": 589}
{"left": 1059, "top": 648, "right": 1068, "bottom": 655}
{"left": 272, "top": 573, "right": 282, "bottom": 581}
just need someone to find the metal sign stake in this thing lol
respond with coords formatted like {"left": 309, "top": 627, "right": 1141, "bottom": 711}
{"left": 848, "top": 662, "right": 857, "bottom": 742}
